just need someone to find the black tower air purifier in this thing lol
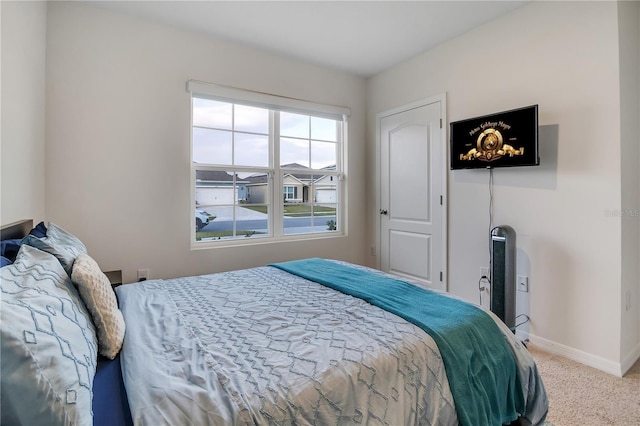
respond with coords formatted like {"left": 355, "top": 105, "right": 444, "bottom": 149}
{"left": 490, "top": 226, "right": 516, "bottom": 331}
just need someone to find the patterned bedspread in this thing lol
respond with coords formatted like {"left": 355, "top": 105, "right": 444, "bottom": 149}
{"left": 116, "top": 262, "right": 547, "bottom": 425}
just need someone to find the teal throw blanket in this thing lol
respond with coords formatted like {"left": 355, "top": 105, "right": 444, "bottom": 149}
{"left": 271, "top": 258, "right": 525, "bottom": 426}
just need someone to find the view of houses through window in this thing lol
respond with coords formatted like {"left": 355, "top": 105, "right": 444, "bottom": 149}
{"left": 191, "top": 94, "right": 344, "bottom": 242}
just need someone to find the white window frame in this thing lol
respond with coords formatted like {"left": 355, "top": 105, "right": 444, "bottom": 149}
{"left": 283, "top": 186, "right": 296, "bottom": 200}
{"left": 188, "top": 80, "right": 349, "bottom": 248}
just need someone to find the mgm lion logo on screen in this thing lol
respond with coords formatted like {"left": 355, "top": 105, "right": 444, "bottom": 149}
{"left": 460, "top": 123, "right": 524, "bottom": 162}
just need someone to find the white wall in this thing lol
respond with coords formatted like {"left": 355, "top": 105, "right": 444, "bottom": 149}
{"left": 45, "top": 2, "right": 367, "bottom": 283}
{"left": 1, "top": 1, "right": 47, "bottom": 225}
{"left": 367, "top": 1, "right": 631, "bottom": 374}
{"left": 8, "top": 0, "right": 637, "bottom": 376}
{"left": 618, "top": 0, "right": 640, "bottom": 373}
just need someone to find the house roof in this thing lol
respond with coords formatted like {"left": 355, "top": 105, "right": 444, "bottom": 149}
{"left": 281, "top": 163, "right": 336, "bottom": 181}
{"left": 244, "top": 174, "right": 268, "bottom": 184}
{"left": 196, "top": 170, "right": 248, "bottom": 183}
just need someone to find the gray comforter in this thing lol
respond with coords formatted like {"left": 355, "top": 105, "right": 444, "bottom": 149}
{"left": 116, "top": 263, "right": 547, "bottom": 425}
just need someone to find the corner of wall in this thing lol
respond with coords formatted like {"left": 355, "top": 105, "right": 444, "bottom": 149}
{"left": 617, "top": 0, "right": 640, "bottom": 369}
{"left": 0, "top": 0, "right": 47, "bottom": 225}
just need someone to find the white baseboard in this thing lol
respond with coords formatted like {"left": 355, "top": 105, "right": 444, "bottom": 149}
{"left": 524, "top": 333, "right": 628, "bottom": 377}
{"left": 621, "top": 342, "right": 640, "bottom": 375}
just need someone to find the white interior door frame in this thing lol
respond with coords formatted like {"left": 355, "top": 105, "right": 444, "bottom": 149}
{"left": 375, "top": 94, "right": 448, "bottom": 289}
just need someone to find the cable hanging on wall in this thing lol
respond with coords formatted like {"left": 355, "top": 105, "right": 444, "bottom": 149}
{"left": 479, "top": 167, "right": 495, "bottom": 305}
{"left": 488, "top": 167, "right": 494, "bottom": 265}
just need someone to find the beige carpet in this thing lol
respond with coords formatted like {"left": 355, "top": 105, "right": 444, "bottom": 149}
{"left": 528, "top": 345, "right": 640, "bottom": 425}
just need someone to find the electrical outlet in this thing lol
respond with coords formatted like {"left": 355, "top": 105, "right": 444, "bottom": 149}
{"left": 480, "top": 267, "right": 489, "bottom": 279}
{"left": 137, "top": 269, "right": 149, "bottom": 282}
{"left": 369, "top": 246, "right": 376, "bottom": 257}
{"left": 517, "top": 275, "right": 529, "bottom": 292}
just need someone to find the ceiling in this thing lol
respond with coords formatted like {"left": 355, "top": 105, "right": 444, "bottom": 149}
{"left": 90, "top": 1, "right": 530, "bottom": 77}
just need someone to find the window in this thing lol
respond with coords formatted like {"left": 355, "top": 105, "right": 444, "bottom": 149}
{"left": 188, "top": 81, "right": 348, "bottom": 245}
{"left": 283, "top": 186, "right": 296, "bottom": 201}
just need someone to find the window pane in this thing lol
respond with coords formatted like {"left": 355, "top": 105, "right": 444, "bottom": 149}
{"left": 313, "top": 180, "right": 338, "bottom": 204}
{"left": 284, "top": 203, "right": 311, "bottom": 216}
{"left": 319, "top": 205, "right": 338, "bottom": 233}
{"left": 234, "top": 104, "right": 269, "bottom": 134}
{"left": 234, "top": 133, "right": 268, "bottom": 167}
{"left": 280, "top": 138, "right": 309, "bottom": 168}
{"left": 283, "top": 203, "right": 311, "bottom": 235}
{"left": 311, "top": 117, "right": 337, "bottom": 142}
{"left": 193, "top": 128, "right": 232, "bottom": 165}
{"left": 282, "top": 203, "right": 337, "bottom": 235}
{"left": 193, "top": 98, "right": 232, "bottom": 129}
{"left": 234, "top": 203, "right": 269, "bottom": 239}
{"left": 195, "top": 171, "right": 270, "bottom": 241}
{"left": 311, "top": 141, "right": 336, "bottom": 169}
{"left": 195, "top": 170, "right": 237, "bottom": 206}
{"left": 280, "top": 112, "right": 309, "bottom": 138}
{"left": 316, "top": 203, "right": 338, "bottom": 233}
{"left": 246, "top": 175, "right": 269, "bottom": 206}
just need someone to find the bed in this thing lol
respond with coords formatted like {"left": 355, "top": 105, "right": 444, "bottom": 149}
{"left": 1, "top": 220, "right": 548, "bottom": 426}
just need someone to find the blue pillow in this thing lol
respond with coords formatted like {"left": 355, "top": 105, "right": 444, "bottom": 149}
{"left": 0, "top": 256, "right": 12, "bottom": 267}
{"left": 0, "top": 222, "right": 48, "bottom": 264}
{"left": 29, "top": 221, "right": 48, "bottom": 238}
{"left": 0, "top": 239, "right": 22, "bottom": 263}
{"left": 21, "top": 223, "right": 88, "bottom": 276}
{"left": 1, "top": 244, "right": 97, "bottom": 426}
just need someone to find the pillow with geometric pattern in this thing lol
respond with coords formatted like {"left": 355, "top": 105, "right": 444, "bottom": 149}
{"left": 21, "top": 222, "right": 87, "bottom": 276}
{"left": 0, "top": 245, "right": 97, "bottom": 426}
{"left": 71, "top": 253, "right": 126, "bottom": 359}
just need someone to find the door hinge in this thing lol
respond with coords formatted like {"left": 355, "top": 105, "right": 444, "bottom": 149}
{"left": 440, "top": 118, "right": 443, "bottom": 129}
{"left": 440, "top": 195, "right": 443, "bottom": 205}
{"left": 440, "top": 271, "right": 443, "bottom": 281}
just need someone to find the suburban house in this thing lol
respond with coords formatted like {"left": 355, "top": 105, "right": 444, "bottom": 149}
{"left": 244, "top": 164, "right": 338, "bottom": 204}
{"left": 195, "top": 170, "right": 248, "bottom": 205}
{"left": 2, "top": 0, "right": 639, "bottom": 381}
{"left": 313, "top": 174, "right": 339, "bottom": 204}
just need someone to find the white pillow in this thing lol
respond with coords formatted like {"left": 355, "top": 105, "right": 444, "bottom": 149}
{"left": 71, "top": 253, "right": 125, "bottom": 359}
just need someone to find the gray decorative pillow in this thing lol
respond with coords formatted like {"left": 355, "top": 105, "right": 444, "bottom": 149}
{"left": 71, "top": 253, "right": 126, "bottom": 359}
{"left": 21, "top": 222, "right": 88, "bottom": 276}
{"left": 1, "top": 245, "right": 97, "bottom": 426}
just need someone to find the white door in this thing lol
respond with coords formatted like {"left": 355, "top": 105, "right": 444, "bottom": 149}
{"left": 379, "top": 100, "right": 446, "bottom": 290}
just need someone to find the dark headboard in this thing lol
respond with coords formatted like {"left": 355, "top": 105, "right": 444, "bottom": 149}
{"left": 1, "top": 219, "right": 33, "bottom": 241}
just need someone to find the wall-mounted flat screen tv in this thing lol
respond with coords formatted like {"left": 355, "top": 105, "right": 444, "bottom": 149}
{"left": 450, "top": 105, "right": 539, "bottom": 170}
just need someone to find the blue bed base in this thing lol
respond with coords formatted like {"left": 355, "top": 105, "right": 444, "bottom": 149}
{"left": 93, "top": 354, "right": 133, "bottom": 426}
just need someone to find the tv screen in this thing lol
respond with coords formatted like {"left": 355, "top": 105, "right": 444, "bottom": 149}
{"left": 450, "top": 105, "right": 539, "bottom": 170}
